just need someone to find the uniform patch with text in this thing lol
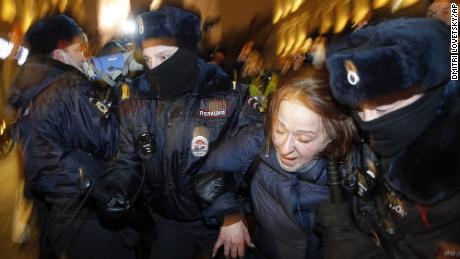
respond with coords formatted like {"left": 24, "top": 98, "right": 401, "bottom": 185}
{"left": 197, "top": 97, "right": 228, "bottom": 119}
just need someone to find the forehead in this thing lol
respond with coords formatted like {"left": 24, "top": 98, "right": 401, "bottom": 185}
{"left": 276, "top": 100, "right": 322, "bottom": 131}
{"left": 142, "top": 38, "right": 177, "bottom": 49}
{"left": 428, "top": 1, "right": 451, "bottom": 10}
{"left": 359, "top": 92, "right": 424, "bottom": 111}
{"left": 143, "top": 45, "right": 177, "bottom": 54}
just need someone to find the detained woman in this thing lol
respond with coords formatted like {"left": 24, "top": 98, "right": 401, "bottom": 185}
{"left": 193, "top": 68, "right": 357, "bottom": 259}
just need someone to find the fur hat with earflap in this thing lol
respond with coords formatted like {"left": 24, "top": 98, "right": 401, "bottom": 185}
{"left": 326, "top": 18, "right": 450, "bottom": 107}
{"left": 134, "top": 5, "right": 201, "bottom": 50}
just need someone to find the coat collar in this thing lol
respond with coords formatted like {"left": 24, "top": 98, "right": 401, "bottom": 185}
{"left": 132, "top": 58, "right": 232, "bottom": 99}
{"left": 259, "top": 150, "right": 328, "bottom": 185}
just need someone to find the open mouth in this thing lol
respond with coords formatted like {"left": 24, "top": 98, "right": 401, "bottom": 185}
{"left": 279, "top": 156, "right": 297, "bottom": 167}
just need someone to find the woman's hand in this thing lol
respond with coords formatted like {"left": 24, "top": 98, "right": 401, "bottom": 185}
{"left": 212, "top": 216, "right": 254, "bottom": 258}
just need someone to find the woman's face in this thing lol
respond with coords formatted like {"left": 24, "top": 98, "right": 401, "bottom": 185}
{"left": 272, "top": 99, "right": 330, "bottom": 172}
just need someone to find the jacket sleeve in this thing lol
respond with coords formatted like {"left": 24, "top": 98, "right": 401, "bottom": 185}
{"left": 194, "top": 124, "right": 265, "bottom": 225}
{"left": 23, "top": 76, "right": 118, "bottom": 206}
{"left": 200, "top": 124, "right": 265, "bottom": 174}
{"left": 103, "top": 98, "right": 145, "bottom": 202}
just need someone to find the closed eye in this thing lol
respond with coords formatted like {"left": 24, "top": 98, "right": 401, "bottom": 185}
{"left": 297, "top": 138, "right": 312, "bottom": 144}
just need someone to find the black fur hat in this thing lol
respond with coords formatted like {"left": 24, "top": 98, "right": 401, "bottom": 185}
{"left": 135, "top": 5, "right": 201, "bottom": 50}
{"left": 25, "top": 14, "right": 83, "bottom": 55}
{"left": 326, "top": 18, "right": 450, "bottom": 106}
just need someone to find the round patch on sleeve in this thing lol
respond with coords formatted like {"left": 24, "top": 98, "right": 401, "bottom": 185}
{"left": 191, "top": 136, "right": 209, "bottom": 157}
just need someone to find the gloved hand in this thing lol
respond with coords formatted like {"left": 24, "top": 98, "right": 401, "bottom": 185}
{"left": 90, "top": 174, "right": 132, "bottom": 217}
{"left": 314, "top": 199, "right": 388, "bottom": 259}
{"left": 314, "top": 199, "right": 353, "bottom": 240}
{"left": 191, "top": 171, "right": 241, "bottom": 208}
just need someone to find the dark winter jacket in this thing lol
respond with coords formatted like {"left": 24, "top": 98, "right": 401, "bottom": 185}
{"left": 252, "top": 152, "right": 328, "bottom": 259}
{"left": 109, "top": 58, "right": 261, "bottom": 221}
{"left": 9, "top": 56, "right": 118, "bottom": 208}
{"left": 318, "top": 80, "right": 460, "bottom": 259}
{"left": 198, "top": 126, "right": 328, "bottom": 259}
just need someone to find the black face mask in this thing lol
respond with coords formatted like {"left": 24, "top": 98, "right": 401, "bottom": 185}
{"left": 354, "top": 86, "right": 445, "bottom": 158}
{"left": 145, "top": 48, "right": 198, "bottom": 98}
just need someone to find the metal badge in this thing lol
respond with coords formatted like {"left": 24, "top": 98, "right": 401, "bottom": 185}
{"left": 191, "top": 135, "right": 209, "bottom": 157}
{"left": 89, "top": 98, "right": 109, "bottom": 116}
{"left": 137, "top": 132, "right": 155, "bottom": 154}
{"left": 345, "top": 59, "right": 360, "bottom": 86}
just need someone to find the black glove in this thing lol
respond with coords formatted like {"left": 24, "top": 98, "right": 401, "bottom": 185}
{"left": 90, "top": 174, "right": 132, "bottom": 216}
{"left": 315, "top": 199, "right": 389, "bottom": 259}
{"left": 314, "top": 199, "right": 353, "bottom": 239}
{"left": 191, "top": 171, "right": 241, "bottom": 208}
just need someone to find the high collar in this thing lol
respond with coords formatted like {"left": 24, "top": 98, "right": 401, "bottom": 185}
{"left": 381, "top": 81, "right": 460, "bottom": 204}
{"left": 132, "top": 58, "right": 232, "bottom": 99}
{"left": 8, "top": 55, "right": 83, "bottom": 109}
{"left": 259, "top": 150, "right": 328, "bottom": 185}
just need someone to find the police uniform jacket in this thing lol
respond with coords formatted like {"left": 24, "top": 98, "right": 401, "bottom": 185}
{"left": 9, "top": 56, "right": 118, "bottom": 208}
{"left": 342, "top": 80, "right": 460, "bottom": 258}
{"left": 112, "top": 58, "right": 260, "bottom": 221}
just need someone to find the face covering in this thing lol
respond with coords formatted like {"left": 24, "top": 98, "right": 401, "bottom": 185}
{"left": 354, "top": 86, "right": 445, "bottom": 157}
{"left": 143, "top": 45, "right": 179, "bottom": 69}
{"left": 145, "top": 48, "right": 198, "bottom": 98}
{"left": 51, "top": 49, "right": 83, "bottom": 73}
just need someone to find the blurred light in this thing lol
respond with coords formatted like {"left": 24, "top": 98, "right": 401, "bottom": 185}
{"left": 18, "top": 0, "right": 35, "bottom": 33}
{"left": 276, "top": 27, "right": 287, "bottom": 55}
{"left": 319, "top": 7, "right": 333, "bottom": 34}
{"left": 282, "top": 0, "right": 292, "bottom": 19}
{"left": 150, "top": 0, "right": 162, "bottom": 10}
{"left": 334, "top": 1, "right": 350, "bottom": 33}
{"left": 300, "top": 37, "right": 313, "bottom": 53}
{"left": 373, "top": 0, "right": 391, "bottom": 9}
{"left": 122, "top": 20, "right": 136, "bottom": 34}
{"left": 0, "top": 0, "right": 16, "bottom": 23}
{"left": 58, "top": 0, "right": 68, "bottom": 13}
{"left": 98, "top": 0, "right": 131, "bottom": 44}
{"left": 0, "top": 120, "right": 6, "bottom": 135}
{"left": 0, "top": 37, "right": 14, "bottom": 59}
{"left": 37, "top": 1, "right": 51, "bottom": 18}
{"left": 352, "top": 0, "right": 371, "bottom": 27}
{"left": 293, "top": 18, "right": 307, "bottom": 52}
{"left": 283, "top": 24, "right": 297, "bottom": 56}
{"left": 391, "top": 0, "right": 419, "bottom": 13}
{"left": 0, "top": 37, "right": 30, "bottom": 66}
{"left": 277, "top": 39, "right": 286, "bottom": 55}
{"left": 273, "top": 4, "right": 283, "bottom": 24}
{"left": 16, "top": 46, "right": 29, "bottom": 66}
{"left": 292, "top": 0, "right": 304, "bottom": 13}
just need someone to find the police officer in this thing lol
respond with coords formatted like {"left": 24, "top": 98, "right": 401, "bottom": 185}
{"left": 316, "top": 18, "right": 460, "bottom": 258}
{"left": 9, "top": 14, "right": 137, "bottom": 259}
{"left": 105, "top": 5, "right": 261, "bottom": 259}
